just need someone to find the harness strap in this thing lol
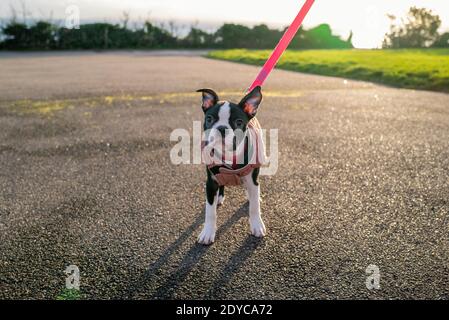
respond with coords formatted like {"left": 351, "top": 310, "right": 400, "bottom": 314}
{"left": 209, "top": 163, "right": 261, "bottom": 186}
{"left": 203, "top": 118, "right": 265, "bottom": 187}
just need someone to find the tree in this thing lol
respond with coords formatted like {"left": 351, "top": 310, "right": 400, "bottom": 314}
{"left": 432, "top": 32, "right": 449, "bottom": 48}
{"left": 1, "top": 22, "right": 29, "bottom": 49}
{"left": 383, "top": 7, "right": 441, "bottom": 48}
{"left": 28, "top": 21, "right": 56, "bottom": 49}
{"left": 215, "top": 24, "right": 252, "bottom": 48}
{"left": 290, "top": 24, "right": 353, "bottom": 49}
{"left": 0, "top": 19, "right": 355, "bottom": 50}
{"left": 143, "top": 21, "right": 177, "bottom": 48}
{"left": 182, "top": 26, "right": 216, "bottom": 48}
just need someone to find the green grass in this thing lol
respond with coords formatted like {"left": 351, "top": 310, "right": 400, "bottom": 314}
{"left": 208, "top": 49, "right": 449, "bottom": 92}
{"left": 56, "top": 289, "right": 81, "bottom": 300}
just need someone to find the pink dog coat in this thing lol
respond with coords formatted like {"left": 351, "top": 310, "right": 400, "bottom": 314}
{"left": 202, "top": 118, "right": 266, "bottom": 186}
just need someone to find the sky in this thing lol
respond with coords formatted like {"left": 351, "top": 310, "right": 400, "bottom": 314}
{"left": 1, "top": 0, "right": 449, "bottom": 48}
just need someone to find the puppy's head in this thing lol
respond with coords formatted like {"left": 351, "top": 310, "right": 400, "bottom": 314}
{"left": 197, "top": 86, "right": 262, "bottom": 151}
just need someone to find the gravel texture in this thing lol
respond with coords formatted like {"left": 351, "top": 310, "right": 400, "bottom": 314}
{"left": 0, "top": 51, "right": 448, "bottom": 299}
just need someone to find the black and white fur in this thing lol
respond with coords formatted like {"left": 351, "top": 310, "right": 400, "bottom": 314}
{"left": 196, "top": 87, "right": 266, "bottom": 245}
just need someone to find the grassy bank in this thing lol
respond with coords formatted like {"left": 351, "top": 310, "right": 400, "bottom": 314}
{"left": 208, "top": 49, "right": 449, "bottom": 92}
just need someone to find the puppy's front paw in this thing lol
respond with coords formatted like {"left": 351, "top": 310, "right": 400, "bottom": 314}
{"left": 198, "top": 226, "right": 216, "bottom": 245}
{"left": 250, "top": 218, "right": 266, "bottom": 238}
{"left": 217, "top": 195, "right": 225, "bottom": 207}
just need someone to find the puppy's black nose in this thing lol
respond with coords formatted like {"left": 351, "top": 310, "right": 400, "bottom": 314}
{"left": 216, "top": 126, "right": 227, "bottom": 137}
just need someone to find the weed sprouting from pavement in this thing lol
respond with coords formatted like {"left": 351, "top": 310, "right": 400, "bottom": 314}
{"left": 56, "top": 288, "right": 81, "bottom": 300}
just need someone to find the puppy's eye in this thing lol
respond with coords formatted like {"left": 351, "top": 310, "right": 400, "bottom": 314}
{"left": 234, "top": 119, "right": 244, "bottom": 128}
{"left": 205, "top": 115, "right": 214, "bottom": 126}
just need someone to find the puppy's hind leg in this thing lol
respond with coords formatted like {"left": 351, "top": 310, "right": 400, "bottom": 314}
{"left": 242, "top": 168, "right": 266, "bottom": 237}
{"left": 217, "top": 186, "right": 225, "bottom": 206}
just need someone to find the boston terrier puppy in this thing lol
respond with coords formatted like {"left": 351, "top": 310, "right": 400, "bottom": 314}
{"left": 196, "top": 86, "right": 266, "bottom": 245}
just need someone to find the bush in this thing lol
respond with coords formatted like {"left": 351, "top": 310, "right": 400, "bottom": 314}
{"left": 0, "top": 20, "right": 353, "bottom": 50}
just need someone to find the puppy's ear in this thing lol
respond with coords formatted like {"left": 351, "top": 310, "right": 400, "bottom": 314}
{"left": 239, "top": 86, "right": 262, "bottom": 118}
{"left": 196, "top": 88, "right": 219, "bottom": 112}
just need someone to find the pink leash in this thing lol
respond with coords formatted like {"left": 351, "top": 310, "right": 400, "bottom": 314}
{"left": 248, "top": 0, "right": 315, "bottom": 92}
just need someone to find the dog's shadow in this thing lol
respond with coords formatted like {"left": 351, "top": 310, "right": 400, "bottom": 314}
{"left": 124, "top": 201, "right": 264, "bottom": 299}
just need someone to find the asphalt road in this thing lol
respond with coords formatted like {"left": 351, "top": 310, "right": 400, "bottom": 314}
{"left": 0, "top": 51, "right": 448, "bottom": 299}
